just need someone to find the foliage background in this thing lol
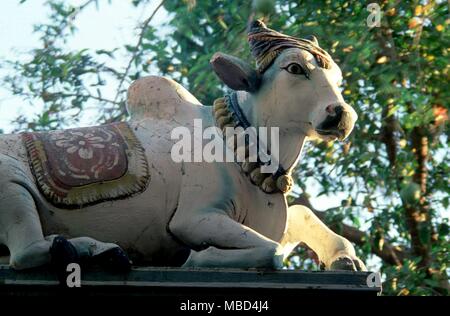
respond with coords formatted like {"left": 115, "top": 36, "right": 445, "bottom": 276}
{"left": 0, "top": 0, "right": 448, "bottom": 295}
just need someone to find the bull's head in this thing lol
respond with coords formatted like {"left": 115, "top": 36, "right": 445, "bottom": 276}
{"left": 210, "top": 20, "right": 357, "bottom": 141}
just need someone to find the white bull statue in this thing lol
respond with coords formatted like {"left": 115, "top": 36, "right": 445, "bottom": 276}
{"left": 0, "top": 21, "right": 366, "bottom": 280}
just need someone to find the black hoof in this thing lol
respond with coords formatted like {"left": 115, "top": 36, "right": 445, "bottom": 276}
{"left": 330, "top": 256, "right": 357, "bottom": 271}
{"left": 92, "top": 247, "right": 132, "bottom": 273}
{"left": 50, "top": 236, "right": 80, "bottom": 286}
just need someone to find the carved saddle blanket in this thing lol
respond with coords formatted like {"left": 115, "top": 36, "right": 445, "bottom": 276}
{"left": 22, "top": 122, "right": 150, "bottom": 208}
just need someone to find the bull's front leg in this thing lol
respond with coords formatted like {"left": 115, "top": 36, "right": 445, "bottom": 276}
{"left": 168, "top": 163, "right": 283, "bottom": 269}
{"left": 169, "top": 163, "right": 284, "bottom": 269}
{"left": 280, "top": 204, "right": 367, "bottom": 271}
{"left": 169, "top": 209, "right": 284, "bottom": 269}
{"left": 170, "top": 210, "right": 284, "bottom": 269}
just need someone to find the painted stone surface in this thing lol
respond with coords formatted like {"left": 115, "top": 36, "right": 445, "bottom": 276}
{"left": 0, "top": 21, "right": 367, "bottom": 274}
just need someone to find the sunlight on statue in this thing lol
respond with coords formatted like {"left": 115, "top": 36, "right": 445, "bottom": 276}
{"left": 0, "top": 20, "right": 365, "bottom": 283}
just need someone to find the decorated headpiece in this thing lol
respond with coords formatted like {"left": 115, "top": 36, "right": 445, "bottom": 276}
{"left": 247, "top": 20, "right": 332, "bottom": 73}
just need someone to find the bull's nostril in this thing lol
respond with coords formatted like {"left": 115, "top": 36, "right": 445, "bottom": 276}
{"left": 326, "top": 104, "right": 344, "bottom": 116}
{"left": 326, "top": 104, "right": 334, "bottom": 114}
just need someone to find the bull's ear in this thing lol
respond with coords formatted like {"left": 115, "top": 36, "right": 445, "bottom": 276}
{"left": 305, "top": 35, "right": 319, "bottom": 46}
{"left": 210, "top": 52, "right": 261, "bottom": 93}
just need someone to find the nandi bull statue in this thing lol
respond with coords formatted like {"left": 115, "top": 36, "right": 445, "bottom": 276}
{"left": 0, "top": 21, "right": 366, "bottom": 280}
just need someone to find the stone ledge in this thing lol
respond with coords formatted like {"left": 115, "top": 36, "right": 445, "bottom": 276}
{"left": 0, "top": 265, "right": 381, "bottom": 296}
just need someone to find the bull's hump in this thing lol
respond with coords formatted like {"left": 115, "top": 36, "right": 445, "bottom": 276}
{"left": 127, "top": 76, "right": 202, "bottom": 120}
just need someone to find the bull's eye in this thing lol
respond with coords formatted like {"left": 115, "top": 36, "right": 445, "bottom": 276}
{"left": 284, "top": 63, "right": 309, "bottom": 78}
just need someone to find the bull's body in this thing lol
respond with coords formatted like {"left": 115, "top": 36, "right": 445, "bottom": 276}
{"left": 0, "top": 77, "right": 286, "bottom": 267}
{"left": 0, "top": 21, "right": 367, "bottom": 275}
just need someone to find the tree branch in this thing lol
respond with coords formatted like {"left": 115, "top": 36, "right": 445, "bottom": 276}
{"left": 408, "top": 125, "right": 432, "bottom": 268}
{"left": 113, "top": 0, "right": 167, "bottom": 105}
{"left": 58, "top": 93, "right": 122, "bottom": 106}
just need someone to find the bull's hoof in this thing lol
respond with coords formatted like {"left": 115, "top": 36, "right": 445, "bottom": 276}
{"left": 329, "top": 256, "right": 367, "bottom": 271}
{"left": 50, "top": 236, "right": 80, "bottom": 286}
{"left": 91, "top": 247, "right": 132, "bottom": 273}
{"left": 330, "top": 256, "right": 356, "bottom": 271}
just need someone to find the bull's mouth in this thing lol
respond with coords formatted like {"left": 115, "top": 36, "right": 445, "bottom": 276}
{"left": 315, "top": 128, "right": 345, "bottom": 140}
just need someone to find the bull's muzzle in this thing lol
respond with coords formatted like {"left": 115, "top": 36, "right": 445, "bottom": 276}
{"left": 316, "top": 104, "right": 356, "bottom": 140}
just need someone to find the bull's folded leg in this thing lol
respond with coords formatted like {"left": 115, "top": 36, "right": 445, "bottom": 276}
{"left": 49, "top": 236, "right": 80, "bottom": 285}
{"left": 69, "top": 237, "right": 132, "bottom": 272}
{"left": 183, "top": 246, "right": 283, "bottom": 269}
{"left": 280, "top": 204, "right": 366, "bottom": 271}
{"left": 170, "top": 212, "right": 283, "bottom": 269}
{"left": 0, "top": 182, "right": 52, "bottom": 270}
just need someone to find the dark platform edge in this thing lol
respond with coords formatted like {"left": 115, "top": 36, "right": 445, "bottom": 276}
{"left": 0, "top": 265, "right": 382, "bottom": 296}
